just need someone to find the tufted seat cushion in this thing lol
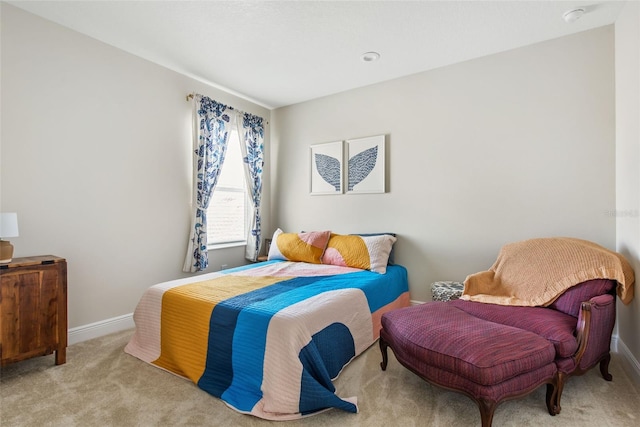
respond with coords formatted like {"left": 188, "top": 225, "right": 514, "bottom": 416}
{"left": 449, "top": 299, "right": 579, "bottom": 358}
{"left": 381, "top": 302, "right": 556, "bottom": 386}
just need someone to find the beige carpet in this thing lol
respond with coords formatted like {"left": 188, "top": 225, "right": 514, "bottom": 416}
{"left": 1, "top": 329, "right": 639, "bottom": 426}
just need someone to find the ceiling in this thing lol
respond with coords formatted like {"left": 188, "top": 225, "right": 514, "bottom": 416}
{"left": 8, "top": 1, "right": 625, "bottom": 109}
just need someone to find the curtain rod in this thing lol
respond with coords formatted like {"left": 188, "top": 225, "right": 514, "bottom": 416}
{"left": 185, "top": 93, "right": 268, "bottom": 125}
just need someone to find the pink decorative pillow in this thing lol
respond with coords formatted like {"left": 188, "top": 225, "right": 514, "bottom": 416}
{"left": 267, "top": 228, "right": 331, "bottom": 264}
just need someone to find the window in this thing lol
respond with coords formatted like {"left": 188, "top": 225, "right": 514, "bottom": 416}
{"left": 207, "top": 130, "right": 247, "bottom": 247}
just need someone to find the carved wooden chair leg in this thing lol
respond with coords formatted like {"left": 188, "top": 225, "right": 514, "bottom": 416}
{"left": 554, "top": 372, "right": 568, "bottom": 415}
{"left": 379, "top": 337, "right": 389, "bottom": 371}
{"left": 477, "top": 399, "right": 497, "bottom": 427}
{"left": 545, "top": 382, "right": 559, "bottom": 415}
{"left": 599, "top": 354, "right": 613, "bottom": 381}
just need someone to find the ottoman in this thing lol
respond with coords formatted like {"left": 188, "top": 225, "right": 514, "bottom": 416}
{"left": 380, "top": 302, "right": 558, "bottom": 427}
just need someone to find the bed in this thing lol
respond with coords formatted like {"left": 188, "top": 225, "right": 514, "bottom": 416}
{"left": 124, "top": 258, "right": 410, "bottom": 420}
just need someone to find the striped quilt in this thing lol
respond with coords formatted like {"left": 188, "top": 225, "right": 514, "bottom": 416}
{"left": 124, "top": 260, "right": 410, "bottom": 420}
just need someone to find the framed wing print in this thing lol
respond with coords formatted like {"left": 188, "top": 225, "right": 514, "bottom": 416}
{"left": 310, "top": 141, "right": 343, "bottom": 195}
{"left": 346, "top": 135, "right": 385, "bottom": 194}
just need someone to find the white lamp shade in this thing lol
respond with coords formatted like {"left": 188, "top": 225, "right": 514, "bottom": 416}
{"left": 0, "top": 213, "right": 19, "bottom": 238}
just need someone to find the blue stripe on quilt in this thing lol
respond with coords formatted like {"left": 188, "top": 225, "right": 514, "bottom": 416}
{"left": 197, "top": 275, "right": 325, "bottom": 398}
{"left": 364, "top": 265, "right": 408, "bottom": 312}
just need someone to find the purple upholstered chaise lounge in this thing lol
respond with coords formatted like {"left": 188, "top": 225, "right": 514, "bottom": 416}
{"left": 379, "top": 238, "right": 635, "bottom": 427}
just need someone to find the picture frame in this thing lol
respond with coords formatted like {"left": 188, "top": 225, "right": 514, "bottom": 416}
{"left": 310, "top": 141, "right": 343, "bottom": 195}
{"left": 346, "top": 134, "right": 385, "bottom": 194}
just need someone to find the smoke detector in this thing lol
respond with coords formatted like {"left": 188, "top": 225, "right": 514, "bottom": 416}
{"left": 563, "top": 8, "right": 585, "bottom": 23}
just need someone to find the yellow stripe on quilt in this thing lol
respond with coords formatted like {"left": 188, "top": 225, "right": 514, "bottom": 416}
{"left": 152, "top": 275, "right": 287, "bottom": 382}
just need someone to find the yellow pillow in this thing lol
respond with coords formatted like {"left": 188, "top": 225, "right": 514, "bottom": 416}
{"left": 322, "top": 233, "right": 397, "bottom": 274}
{"left": 267, "top": 228, "right": 331, "bottom": 264}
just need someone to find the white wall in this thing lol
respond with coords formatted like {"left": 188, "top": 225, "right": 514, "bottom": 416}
{"left": 615, "top": 0, "right": 640, "bottom": 380}
{"left": 272, "top": 26, "right": 616, "bottom": 304}
{"left": 0, "top": 4, "right": 270, "bottom": 329}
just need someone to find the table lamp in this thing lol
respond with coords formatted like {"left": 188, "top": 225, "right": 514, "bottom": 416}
{"left": 0, "top": 212, "right": 19, "bottom": 263}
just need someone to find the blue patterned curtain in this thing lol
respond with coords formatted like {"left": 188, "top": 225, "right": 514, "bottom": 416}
{"left": 183, "top": 95, "right": 234, "bottom": 272}
{"left": 237, "top": 113, "right": 265, "bottom": 261}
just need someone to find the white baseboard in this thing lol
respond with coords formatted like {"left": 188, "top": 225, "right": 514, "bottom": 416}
{"left": 612, "top": 334, "right": 640, "bottom": 387}
{"left": 68, "top": 313, "right": 134, "bottom": 346}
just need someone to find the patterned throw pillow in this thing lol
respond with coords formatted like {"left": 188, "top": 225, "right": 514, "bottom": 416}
{"left": 267, "top": 228, "right": 331, "bottom": 264}
{"left": 321, "top": 233, "right": 397, "bottom": 274}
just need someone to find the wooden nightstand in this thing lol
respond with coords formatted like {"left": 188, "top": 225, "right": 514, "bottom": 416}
{"left": 0, "top": 255, "right": 68, "bottom": 366}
